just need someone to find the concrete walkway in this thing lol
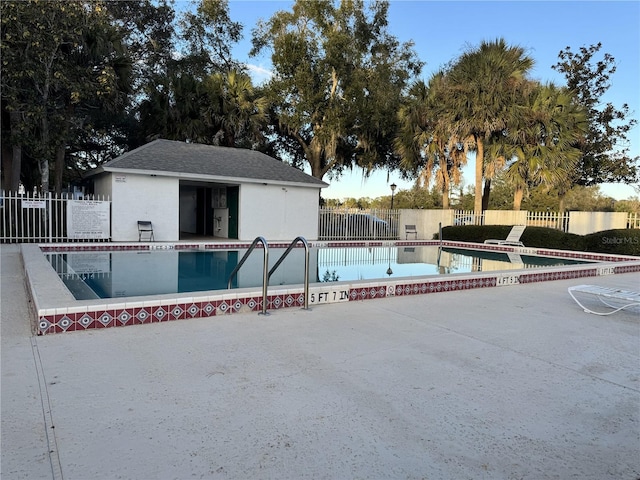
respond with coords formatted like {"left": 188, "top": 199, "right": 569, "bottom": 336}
{"left": 2, "top": 244, "right": 639, "bottom": 480}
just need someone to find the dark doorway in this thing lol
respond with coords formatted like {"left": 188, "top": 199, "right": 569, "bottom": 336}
{"left": 227, "top": 186, "right": 239, "bottom": 239}
{"left": 196, "top": 187, "right": 213, "bottom": 236}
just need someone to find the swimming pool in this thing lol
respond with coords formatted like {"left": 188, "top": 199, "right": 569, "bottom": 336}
{"left": 44, "top": 245, "right": 595, "bottom": 300}
{"left": 22, "top": 240, "right": 640, "bottom": 335}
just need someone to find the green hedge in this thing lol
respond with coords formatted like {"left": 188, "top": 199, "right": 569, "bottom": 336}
{"left": 583, "top": 229, "right": 640, "bottom": 256}
{"left": 436, "top": 226, "right": 640, "bottom": 256}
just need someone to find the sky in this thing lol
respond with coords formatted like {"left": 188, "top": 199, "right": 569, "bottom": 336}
{"left": 203, "top": 0, "right": 640, "bottom": 201}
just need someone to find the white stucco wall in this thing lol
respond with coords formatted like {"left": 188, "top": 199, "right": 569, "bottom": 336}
{"left": 399, "top": 209, "right": 454, "bottom": 240}
{"left": 239, "top": 184, "right": 321, "bottom": 241}
{"left": 484, "top": 210, "right": 528, "bottom": 226}
{"left": 106, "top": 173, "right": 179, "bottom": 242}
{"left": 568, "top": 211, "right": 628, "bottom": 235}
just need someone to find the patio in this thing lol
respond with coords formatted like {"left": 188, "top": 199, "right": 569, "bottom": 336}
{"left": 2, "top": 244, "right": 639, "bottom": 479}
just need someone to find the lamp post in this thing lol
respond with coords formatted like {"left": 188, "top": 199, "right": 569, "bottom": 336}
{"left": 390, "top": 183, "right": 397, "bottom": 209}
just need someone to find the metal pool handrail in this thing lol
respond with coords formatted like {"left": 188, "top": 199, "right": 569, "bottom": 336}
{"left": 227, "top": 236, "right": 269, "bottom": 315}
{"left": 268, "top": 236, "right": 310, "bottom": 310}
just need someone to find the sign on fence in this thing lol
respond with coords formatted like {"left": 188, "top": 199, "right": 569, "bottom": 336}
{"left": 22, "top": 200, "right": 47, "bottom": 209}
{"left": 66, "top": 200, "right": 110, "bottom": 239}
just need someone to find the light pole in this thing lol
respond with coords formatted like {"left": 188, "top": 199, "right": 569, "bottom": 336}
{"left": 390, "top": 183, "right": 397, "bottom": 209}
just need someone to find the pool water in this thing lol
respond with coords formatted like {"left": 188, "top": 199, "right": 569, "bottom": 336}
{"left": 46, "top": 246, "right": 594, "bottom": 300}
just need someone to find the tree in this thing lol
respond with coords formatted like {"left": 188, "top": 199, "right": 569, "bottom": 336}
{"left": 55, "top": 0, "right": 177, "bottom": 184}
{"left": 250, "top": 0, "right": 422, "bottom": 181}
{"left": 203, "top": 70, "right": 268, "bottom": 147}
{"left": 443, "top": 38, "right": 534, "bottom": 215}
{"left": 614, "top": 197, "right": 640, "bottom": 214}
{"left": 1, "top": 0, "right": 131, "bottom": 193}
{"left": 179, "top": 0, "right": 243, "bottom": 77}
{"left": 2, "top": 0, "right": 260, "bottom": 190}
{"left": 562, "top": 185, "right": 615, "bottom": 212}
{"left": 138, "top": 72, "right": 210, "bottom": 143}
{"left": 104, "top": 0, "right": 176, "bottom": 93}
{"left": 396, "top": 75, "right": 466, "bottom": 209}
{"left": 503, "top": 82, "right": 587, "bottom": 210}
{"left": 138, "top": 69, "right": 267, "bottom": 148}
{"left": 391, "top": 184, "right": 443, "bottom": 209}
{"left": 553, "top": 43, "right": 638, "bottom": 186}
{"left": 137, "top": 1, "right": 264, "bottom": 148}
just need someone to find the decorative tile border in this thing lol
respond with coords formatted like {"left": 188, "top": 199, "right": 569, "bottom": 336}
{"left": 518, "top": 268, "right": 598, "bottom": 284}
{"left": 28, "top": 241, "right": 640, "bottom": 335}
{"left": 35, "top": 291, "right": 306, "bottom": 334}
{"left": 615, "top": 264, "right": 640, "bottom": 274}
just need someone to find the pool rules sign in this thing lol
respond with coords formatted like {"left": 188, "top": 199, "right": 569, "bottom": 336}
{"left": 66, "top": 200, "right": 110, "bottom": 239}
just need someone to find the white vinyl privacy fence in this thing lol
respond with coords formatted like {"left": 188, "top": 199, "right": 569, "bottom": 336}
{"left": 1, "top": 191, "right": 111, "bottom": 243}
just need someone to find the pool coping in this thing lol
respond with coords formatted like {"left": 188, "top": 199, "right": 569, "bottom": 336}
{"left": 22, "top": 240, "right": 640, "bottom": 335}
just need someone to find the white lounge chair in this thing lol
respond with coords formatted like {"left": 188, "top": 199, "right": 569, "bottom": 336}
{"left": 484, "top": 225, "right": 526, "bottom": 246}
{"left": 568, "top": 284, "right": 640, "bottom": 316}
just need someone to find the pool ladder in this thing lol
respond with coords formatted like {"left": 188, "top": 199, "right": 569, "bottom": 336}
{"left": 227, "top": 236, "right": 310, "bottom": 315}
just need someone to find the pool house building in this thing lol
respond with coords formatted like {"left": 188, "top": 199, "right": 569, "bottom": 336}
{"left": 88, "top": 139, "right": 328, "bottom": 242}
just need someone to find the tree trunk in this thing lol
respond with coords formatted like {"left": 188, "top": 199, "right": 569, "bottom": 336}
{"left": 558, "top": 193, "right": 566, "bottom": 213}
{"left": 39, "top": 158, "right": 49, "bottom": 194}
{"left": 482, "top": 178, "right": 491, "bottom": 210}
{"left": 2, "top": 111, "right": 23, "bottom": 191}
{"left": 308, "top": 136, "right": 328, "bottom": 180}
{"left": 441, "top": 164, "right": 450, "bottom": 209}
{"left": 10, "top": 144, "right": 21, "bottom": 191}
{"left": 474, "top": 137, "right": 484, "bottom": 216}
{"left": 513, "top": 187, "right": 524, "bottom": 210}
{"left": 224, "top": 129, "right": 235, "bottom": 147}
{"left": 309, "top": 150, "right": 323, "bottom": 179}
{"left": 1, "top": 144, "right": 11, "bottom": 191}
{"left": 54, "top": 143, "right": 65, "bottom": 194}
{"left": 442, "top": 191, "right": 449, "bottom": 209}
{"left": 39, "top": 111, "right": 50, "bottom": 193}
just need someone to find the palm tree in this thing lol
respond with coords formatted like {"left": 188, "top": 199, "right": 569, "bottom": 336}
{"left": 138, "top": 73, "right": 208, "bottom": 143}
{"left": 203, "top": 70, "right": 268, "bottom": 148}
{"left": 443, "top": 38, "right": 534, "bottom": 217}
{"left": 396, "top": 75, "right": 465, "bottom": 209}
{"left": 504, "top": 83, "right": 587, "bottom": 210}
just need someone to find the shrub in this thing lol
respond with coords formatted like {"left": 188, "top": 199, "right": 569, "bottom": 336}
{"left": 583, "top": 229, "right": 640, "bottom": 256}
{"left": 519, "top": 227, "right": 584, "bottom": 250}
{"left": 436, "top": 226, "right": 640, "bottom": 256}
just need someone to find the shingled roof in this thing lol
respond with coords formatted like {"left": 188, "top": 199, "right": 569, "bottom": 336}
{"left": 96, "top": 139, "right": 328, "bottom": 188}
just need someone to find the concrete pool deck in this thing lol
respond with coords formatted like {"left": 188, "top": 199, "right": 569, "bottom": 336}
{"left": 1, "top": 243, "right": 639, "bottom": 479}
